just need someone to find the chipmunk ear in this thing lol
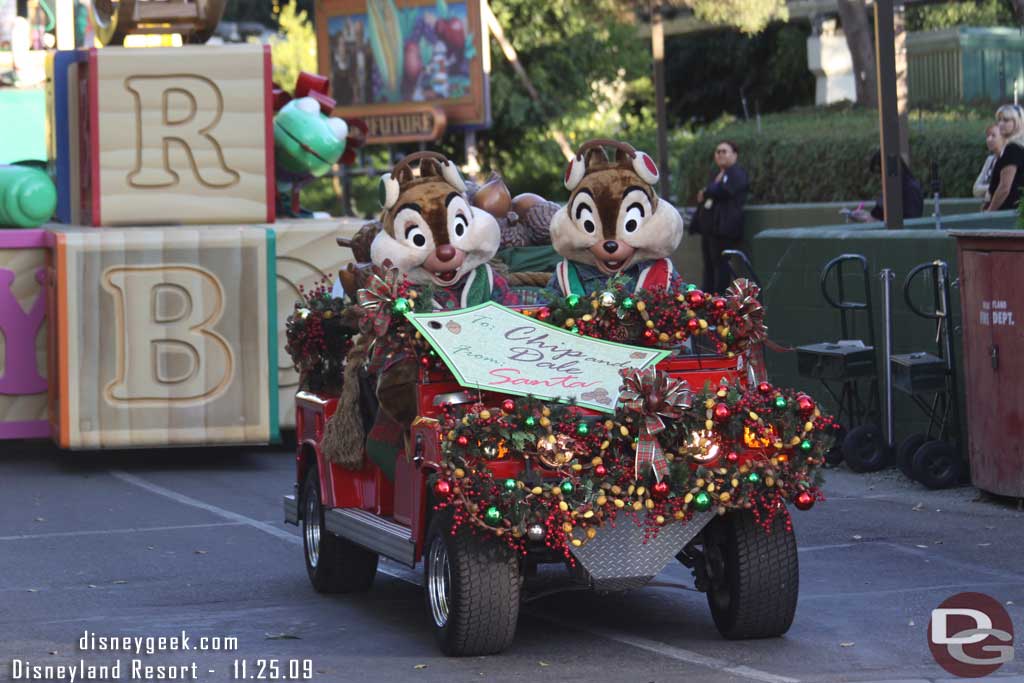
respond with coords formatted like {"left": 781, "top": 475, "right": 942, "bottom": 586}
{"left": 440, "top": 159, "right": 467, "bottom": 193}
{"left": 564, "top": 154, "right": 586, "bottom": 191}
{"left": 632, "top": 150, "right": 660, "bottom": 186}
{"left": 378, "top": 172, "right": 400, "bottom": 209}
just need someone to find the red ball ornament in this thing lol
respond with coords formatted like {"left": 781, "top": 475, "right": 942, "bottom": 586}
{"left": 652, "top": 480, "right": 670, "bottom": 499}
{"left": 711, "top": 297, "right": 727, "bottom": 312}
{"left": 686, "top": 290, "right": 704, "bottom": 306}
{"left": 713, "top": 403, "right": 731, "bottom": 422}
{"left": 420, "top": 356, "right": 431, "bottom": 367}
{"left": 434, "top": 479, "right": 452, "bottom": 497}
{"left": 757, "top": 381, "right": 772, "bottom": 394}
{"left": 686, "top": 318, "right": 700, "bottom": 333}
{"left": 538, "top": 308, "right": 551, "bottom": 320}
{"left": 501, "top": 399, "right": 516, "bottom": 414}
{"left": 794, "top": 490, "right": 815, "bottom": 511}
{"left": 456, "top": 435, "right": 470, "bottom": 446}
{"left": 594, "top": 464, "right": 607, "bottom": 477}
{"left": 796, "top": 395, "right": 816, "bottom": 416}
{"left": 642, "top": 329, "right": 657, "bottom": 343}
{"left": 726, "top": 451, "right": 739, "bottom": 463}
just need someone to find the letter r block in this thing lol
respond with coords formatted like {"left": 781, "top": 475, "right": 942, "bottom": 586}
{"left": 71, "top": 45, "right": 274, "bottom": 226}
{"left": 47, "top": 226, "right": 278, "bottom": 448}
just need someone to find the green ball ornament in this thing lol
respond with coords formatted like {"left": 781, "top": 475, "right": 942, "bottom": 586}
{"left": 621, "top": 297, "right": 635, "bottom": 309}
{"left": 560, "top": 481, "right": 574, "bottom": 494}
{"left": 685, "top": 283, "right": 697, "bottom": 292}
{"left": 693, "top": 491, "right": 712, "bottom": 511}
{"left": 525, "top": 416, "right": 536, "bottom": 427}
{"left": 576, "top": 422, "right": 590, "bottom": 435}
{"left": 800, "top": 439, "right": 813, "bottom": 452}
{"left": 774, "top": 396, "right": 787, "bottom": 409}
{"left": 484, "top": 506, "right": 502, "bottom": 525}
{"left": 566, "top": 294, "right": 581, "bottom": 307}
{"left": 391, "top": 297, "right": 411, "bottom": 314}
{"left": 504, "top": 478, "right": 517, "bottom": 492}
{"left": 747, "top": 472, "right": 761, "bottom": 484}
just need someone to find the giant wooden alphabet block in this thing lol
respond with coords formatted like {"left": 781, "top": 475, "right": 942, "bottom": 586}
{"left": 0, "top": 229, "right": 50, "bottom": 439}
{"left": 272, "top": 218, "right": 367, "bottom": 428}
{"left": 47, "top": 226, "right": 278, "bottom": 448}
{"left": 55, "top": 45, "right": 275, "bottom": 227}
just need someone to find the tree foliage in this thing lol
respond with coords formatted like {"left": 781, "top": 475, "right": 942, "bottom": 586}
{"left": 267, "top": 0, "right": 317, "bottom": 92}
{"left": 906, "top": 0, "right": 1016, "bottom": 31}
{"left": 685, "top": 0, "right": 788, "bottom": 35}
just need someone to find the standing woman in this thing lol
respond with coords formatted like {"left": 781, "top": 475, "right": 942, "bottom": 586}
{"left": 985, "top": 105, "right": 1024, "bottom": 211}
{"left": 693, "top": 140, "right": 749, "bottom": 293}
{"left": 973, "top": 123, "right": 1003, "bottom": 201}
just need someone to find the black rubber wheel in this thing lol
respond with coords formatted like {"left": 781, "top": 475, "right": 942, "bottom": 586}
{"left": 896, "top": 433, "right": 930, "bottom": 480}
{"left": 705, "top": 510, "right": 799, "bottom": 639}
{"left": 302, "top": 468, "right": 378, "bottom": 593}
{"left": 424, "top": 511, "right": 520, "bottom": 656}
{"left": 842, "top": 424, "right": 888, "bottom": 473}
{"left": 911, "top": 440, "right": 962, "bottom": 490}
{"left": 824, "top": 425, "right": 847, "bottom": 467}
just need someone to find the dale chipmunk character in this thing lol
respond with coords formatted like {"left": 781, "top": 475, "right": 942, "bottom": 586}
{"left": 369, "top": 151, "right": 518, "bottom": 309}
{"left": 548, "top": 139, "right": 684, "bottom": 297}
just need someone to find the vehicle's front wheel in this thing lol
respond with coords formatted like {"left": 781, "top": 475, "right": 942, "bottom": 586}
{"left": 302, "top": 468, "right": 378, "bottom": 593}
{"left": 705, "top": 509, "right": 799, "bottom": 639}
{"left": 424, "top": 512, "right": 520, "bottom": 656}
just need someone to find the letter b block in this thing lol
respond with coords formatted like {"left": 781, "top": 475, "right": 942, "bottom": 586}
{"left": 48, "top": 227, "right": 277, "bottom": 448}
{"left": 75, "top": 45, "right": 274, "bottom": 226}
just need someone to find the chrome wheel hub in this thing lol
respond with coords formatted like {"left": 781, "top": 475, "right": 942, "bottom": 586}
{"left": 304, "top": 493, "right": 320, "bottom": 569}
{"left": 427, "top": 537, "right": 451, "bottom": 628}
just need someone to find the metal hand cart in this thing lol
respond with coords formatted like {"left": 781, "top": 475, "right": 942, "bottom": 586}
{"left": 795, "top": 254, "right": 885, "bottom": 470}
{"left": 892, "top": 260, "right": 965, "bottom": 488}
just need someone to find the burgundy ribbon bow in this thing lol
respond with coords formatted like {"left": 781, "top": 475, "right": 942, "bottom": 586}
{"left": 356, "top": 264, "right": 403, "bottom": 337}
{"left": 725, "top": 278, "right": 766, "bottom": 347}
{"left": 617, "top": 367, "right": 693, "bottom": 482}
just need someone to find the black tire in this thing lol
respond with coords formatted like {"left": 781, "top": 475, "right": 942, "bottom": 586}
{"left": 896, "top": 433, "right": 930, "bottom": 480}
{"left": 911, "top": 440, "right": 962, "bottom": 490}
{"left": 705, "top": 510, "right": 799, "bottom": 639}
{"left": 842, "top": 424, "right": 888, "bottom": 473}
{"left": 423, "top": 511, "right": 520, "bottom": 656}
{"left": 302, "top": 468, "right": 378, "bottom": 593}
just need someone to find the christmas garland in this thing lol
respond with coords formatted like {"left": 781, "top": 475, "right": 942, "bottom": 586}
{"left": 284, "top": 277, "right": 358, "bottom": 395}
{"left": 529, "top": 276, "right": 766, "bottom": 355}
{"left": 431, "top": 376, "right": 833, "bottom": 557}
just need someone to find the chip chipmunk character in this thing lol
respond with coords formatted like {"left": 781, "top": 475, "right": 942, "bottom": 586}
{"left": 369, "top": 151, "right": 518, "bottom": 309}
{"left": 548, "top": 139, "right": 685, "bottom": 297}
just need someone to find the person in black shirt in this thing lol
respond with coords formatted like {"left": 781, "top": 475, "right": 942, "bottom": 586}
{"left": 850, "top": 151, "right": 924, "bottom": 222}
{"left": 691, "top": 140, "right": 749, "bottom": 293}
{"left": 986, "top": 104, "right": 1024, "bottom": 212}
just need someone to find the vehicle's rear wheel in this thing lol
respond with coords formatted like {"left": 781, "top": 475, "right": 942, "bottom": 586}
{"left": 302, "top": 468, "right": 378, "bottom": 593}
{"left": 705, "top": 510, "right": 799, "bottom": 639}
{"left": 424, "top": 512, "right": 520, "bottom": 656}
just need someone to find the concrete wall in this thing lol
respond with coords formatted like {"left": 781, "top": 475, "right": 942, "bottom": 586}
{"left": 745, "top": 210, "right": 1018, "bottom": 451}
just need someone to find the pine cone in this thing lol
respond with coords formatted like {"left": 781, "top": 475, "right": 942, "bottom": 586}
{"left": 520, "top": 201, "right": 559, "bottom": 245}
{"left": 339, "top": 220, "right": 382, "bottom": 263}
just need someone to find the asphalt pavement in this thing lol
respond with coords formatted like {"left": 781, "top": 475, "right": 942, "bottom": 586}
{"left": 2, "top": 438, "right": 1023, "bottom": 683}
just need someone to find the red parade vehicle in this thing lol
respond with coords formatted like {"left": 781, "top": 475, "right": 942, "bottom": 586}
{"left": 283, "top": 345, "right": 802, "bottom": 657}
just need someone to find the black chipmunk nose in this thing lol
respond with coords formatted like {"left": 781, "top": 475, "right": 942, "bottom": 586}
{"left": 436, "top": 244, "right": 457, "bottom": 262}
{"left": 603, "top": 241, "right": 619, "bottom": 254}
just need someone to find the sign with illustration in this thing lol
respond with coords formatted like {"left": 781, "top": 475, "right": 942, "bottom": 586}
{"left": 406, "top": 303, "right": 669, "bottom": 413}
{"left": 315, "top": 0, "right": 490, "bottom": 132}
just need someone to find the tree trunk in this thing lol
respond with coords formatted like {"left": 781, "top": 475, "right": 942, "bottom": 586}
{"left": 836, "top": 0, "right": 877, "bottom": 108}
{"left": 1010, "top": 0, "right": 1024, "bottom": 25}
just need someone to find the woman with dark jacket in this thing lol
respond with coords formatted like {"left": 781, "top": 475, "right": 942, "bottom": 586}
{"left": 692, "top": 140, "right": 749, "bottom": 293}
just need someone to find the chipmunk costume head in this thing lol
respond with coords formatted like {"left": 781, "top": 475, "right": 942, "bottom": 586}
{"left": 549, "top": 140, "right": 684, "bottom": 296}
{"left": 371, "top": 152, "right": 500, "bottom": 291}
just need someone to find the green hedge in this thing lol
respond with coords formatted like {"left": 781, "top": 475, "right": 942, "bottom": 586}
{"left": 677, "top": 106, "right": 993, "bottom": 204}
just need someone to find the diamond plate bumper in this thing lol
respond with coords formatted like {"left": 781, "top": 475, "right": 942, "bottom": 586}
{"left": 569, "top": 511, "right": 715, "bottom": 592}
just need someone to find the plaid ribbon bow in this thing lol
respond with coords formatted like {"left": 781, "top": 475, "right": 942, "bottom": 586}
{"left": 356, "top": 263, "right": 402, "bottom": 337}
{"left": 617, "top": 367, "right": 693, "bottom": 482}
{"left": 725, "top": 278, "right": 767, "bottom": 347}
